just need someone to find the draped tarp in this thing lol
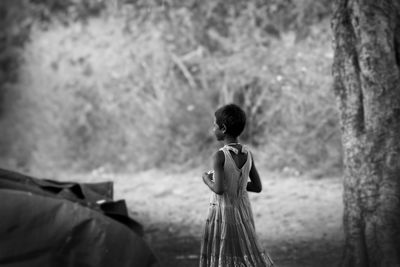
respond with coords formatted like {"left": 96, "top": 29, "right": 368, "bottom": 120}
{"left": 0, "top": 168, "right": 158, "bottom": 267}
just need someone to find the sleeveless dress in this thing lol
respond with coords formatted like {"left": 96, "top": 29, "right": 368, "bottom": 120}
{"left": 200, "top": 145, "right": 274, "bottom": 267}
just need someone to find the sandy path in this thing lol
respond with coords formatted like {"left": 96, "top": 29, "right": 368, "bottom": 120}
{"left": 67, "top": 168, "right": 344, "bottom": 267}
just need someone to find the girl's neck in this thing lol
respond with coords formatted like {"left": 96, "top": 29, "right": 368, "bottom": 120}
{"left": 223, "top": 137, "right": 239, "bottom": 146}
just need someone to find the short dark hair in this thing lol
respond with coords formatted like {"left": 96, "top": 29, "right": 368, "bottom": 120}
{"left": 215, "top": 104, "right": 246, "bottom": 137}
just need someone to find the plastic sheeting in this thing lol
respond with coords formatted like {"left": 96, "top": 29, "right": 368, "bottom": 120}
{"left": 0, "top": 169, "right": 158, "bottom": 267}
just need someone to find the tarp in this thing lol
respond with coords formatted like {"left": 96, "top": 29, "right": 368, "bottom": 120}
{"left": 0, "top": 168, "right": 158, "bottom": 267}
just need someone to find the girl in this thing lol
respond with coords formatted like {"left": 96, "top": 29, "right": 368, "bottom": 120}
{"left": 200, "top": 104, "right": 275, "bottom": 267}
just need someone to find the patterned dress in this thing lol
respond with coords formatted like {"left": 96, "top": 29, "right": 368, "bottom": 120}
{"left": 200, "top": 144, "right": 274, "bottom": 267}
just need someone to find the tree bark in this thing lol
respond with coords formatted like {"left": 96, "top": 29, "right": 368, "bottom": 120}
{"left": 332, "top": 0, "right": 400, "bottom": 266}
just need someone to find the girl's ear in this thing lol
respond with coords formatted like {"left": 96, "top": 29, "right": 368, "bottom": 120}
{"left": 221, "top": 124, "right": 227, "bottom": 133}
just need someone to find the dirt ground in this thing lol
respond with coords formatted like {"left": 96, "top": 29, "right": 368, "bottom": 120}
{"left": 67, "top": 167, "right": 344, "bottom": 267}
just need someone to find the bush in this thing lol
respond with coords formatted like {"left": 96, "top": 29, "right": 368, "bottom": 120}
{"left": 0, "top": 1, "right": 341, "bottom": 175}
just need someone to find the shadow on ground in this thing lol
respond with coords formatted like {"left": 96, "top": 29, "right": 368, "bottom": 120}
{"left": 145, "top": 226, "right": 342, "bottom": 267}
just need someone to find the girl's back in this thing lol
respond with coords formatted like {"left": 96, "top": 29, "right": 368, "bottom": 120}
{"left": 218, "top": 144, "right": 252, "bottom": 199}
{"left": 227, "top": 144, "right": 248, "bottom": 169}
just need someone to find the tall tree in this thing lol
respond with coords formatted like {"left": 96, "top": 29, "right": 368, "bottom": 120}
{"left": 332, "top": 0, "right": 400, "bottom": 266}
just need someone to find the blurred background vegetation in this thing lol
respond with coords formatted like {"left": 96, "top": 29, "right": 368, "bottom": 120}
{"left": 0, "top": 0, "right": 341, "bottom": 177}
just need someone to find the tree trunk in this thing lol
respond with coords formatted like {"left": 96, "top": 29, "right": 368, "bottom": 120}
{"left": 331, "top": 0, "right": 400, "bottom": 266}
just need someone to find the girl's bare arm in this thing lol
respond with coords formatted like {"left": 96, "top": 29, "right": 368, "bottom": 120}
{"left": 247, "top": 158, "right": 262, "bottom": 193}
{"left": 202, "top": 151, "right": 225, "bottom": 195}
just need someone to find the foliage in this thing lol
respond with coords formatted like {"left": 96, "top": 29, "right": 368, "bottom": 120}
{"left": 0, "top": 0, "right": 341, "bottom": 175}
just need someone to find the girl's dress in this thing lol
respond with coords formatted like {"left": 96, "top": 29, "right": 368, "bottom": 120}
{"left": 200, "top": 144, "right": 274, "bottom": 267}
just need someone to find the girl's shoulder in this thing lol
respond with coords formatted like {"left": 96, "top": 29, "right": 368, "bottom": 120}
{"left": 212, "top": 150, "right": 225, "bottom": 162}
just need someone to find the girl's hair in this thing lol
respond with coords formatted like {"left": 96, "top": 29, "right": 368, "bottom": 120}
{"left": 215, "top": 104, "right": 246, "bottom": 137}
